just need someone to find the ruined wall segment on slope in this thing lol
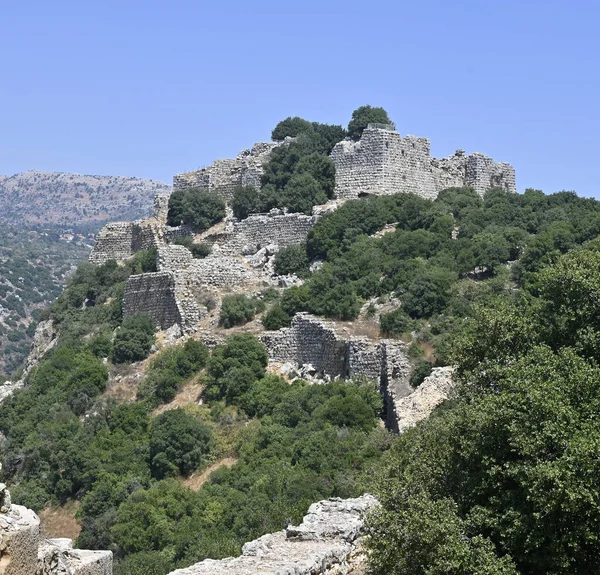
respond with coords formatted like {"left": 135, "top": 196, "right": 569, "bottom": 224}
{"left": 330, "top": 125, "right": 516, "bottom": 200}
{"left": 173, "top": 142, "right": 282, "bottom": 202}
{"left": 168, "top": 495, "right": 377, "bottom": 575}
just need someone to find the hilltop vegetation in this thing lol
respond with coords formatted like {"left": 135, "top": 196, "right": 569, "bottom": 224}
{"left": 0, "top": 170, "right": 170, "bottom": 228}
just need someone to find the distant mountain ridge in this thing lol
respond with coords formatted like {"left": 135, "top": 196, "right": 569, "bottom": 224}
{"left": 0, "top": 170, "right": 171, "bottom": 228}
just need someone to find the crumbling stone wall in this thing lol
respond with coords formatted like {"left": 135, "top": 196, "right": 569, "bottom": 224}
{"left": 89, "top": 219, "right": 164, "bottom": 265}
{"left": 330, "top": 125, "right": 516, "bottom": 200}
{"left": 260, "top": 314, "right": 415, "bottom": 429}
{"left": 0, "top": 485, "right": 111, "bottom": 574}
{"left": 173, "top": 142, "right": 281, "bottom": 203}
{"left": 203, "top": 212, "right": 315, "bottom": 256}
{"left": 168, "top": 495, "right": 377, "bottom": 575}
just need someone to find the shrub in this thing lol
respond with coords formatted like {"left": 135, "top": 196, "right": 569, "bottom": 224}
{"left": 111, "top": 313, "right": 155, "bottom": 364}
{"left": 232, "top": 185, "right": 260, "bottom": 219}
{"left": 262, "top": 305, "right": 291, "bottom": 330}
{"left": 380, "top": 308, "right": 411, "bottom": 336}
{"left": 347, "top": 105, "right": 392, "bottom": 140}
{"left": 189, "top": 242, "right": 211, "bottom": 259}
{"left": 410, "top": 360, "right": 433, "bottom": 388}
{"left": 167, "top": 188, "right": 226, "bottom": 232}
{"left": 219, "top": 295, "right": 265, "bottom": 329}
{"left": 150, "top": 409, "right": 213, "bottom": 478}
{"left": 274, "top": 245, "right": 310, "bottom": 277}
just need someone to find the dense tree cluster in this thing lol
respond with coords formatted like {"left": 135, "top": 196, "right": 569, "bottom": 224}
{"left": 367, "top": 240, "right": 600, "bottom": 574}
{"left": 219, "top": 295, "right": 265, "bottom": 329}
{"left": 167, "top": 188, "right": 226, "bottom": 231}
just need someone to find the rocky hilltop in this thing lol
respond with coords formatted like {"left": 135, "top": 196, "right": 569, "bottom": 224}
{"left": 0, "top": 170, "right": 171, "bottom": 228}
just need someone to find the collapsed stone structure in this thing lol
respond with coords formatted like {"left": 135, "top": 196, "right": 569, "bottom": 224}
{"left": 172, "top": 142, "right": 283, "bottom": 202}
{"left": 168, "top": 494, "right": 377, "bottom": 575}
{"left": 330, "top": 124, "right": 516, "bottom": 200}
{"left": 260, "top": 313, "right": 414, "bottom": 430}
{"left": 0, "top": 484, "right": 111, "bottom": 574}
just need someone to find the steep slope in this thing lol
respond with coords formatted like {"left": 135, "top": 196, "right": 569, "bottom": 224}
{"left": 0, "top": 170, "right": 171, "bottom": 227}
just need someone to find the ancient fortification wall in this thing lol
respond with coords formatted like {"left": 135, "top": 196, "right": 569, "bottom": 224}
{"left": 173, "top": 142, "right": 281, "bottom": 202}
{"left": 330, "top": 125, "right": 516, "bottom": 200}
{"left": 168, "top": 495, "right": 377, "bottom": 575}
{"left": 260, "top": 314, "right": 413, "bottom": 429}
{"left": 0, "top": 485, "right": 111, "bottom": 574}
{"left": 204, "top": 212, "right": 315, "bottom": 256}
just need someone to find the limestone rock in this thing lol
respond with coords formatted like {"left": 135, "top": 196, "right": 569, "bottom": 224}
{"left": 395, "top": 366, "right": 455, "bottom": 433}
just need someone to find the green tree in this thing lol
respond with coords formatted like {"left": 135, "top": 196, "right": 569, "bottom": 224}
{"left": 181, "top": 189, "right": 226, "bottom": 232}
{"left": 273, "top": 245, "right": 310, "bottom": 278}
{"left": 150, "top": 409, "right": 213, "bottom": 478}
{"left": 232, "top": 185, "right": 261, "bottom": 219}
{"left": 347, "top": 105, "right": 392, "bottom": 140}
{"left": 271, "top": 116, "right": 314, "bottom": 141}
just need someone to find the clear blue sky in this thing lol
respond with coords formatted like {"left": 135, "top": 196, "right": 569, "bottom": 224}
{"left": 1, "top": 0, "right": 598, "bottom": 197}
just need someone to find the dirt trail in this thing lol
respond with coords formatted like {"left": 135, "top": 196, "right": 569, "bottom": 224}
{"left": 181, "top": 458, "right": 238, "bottom": 492}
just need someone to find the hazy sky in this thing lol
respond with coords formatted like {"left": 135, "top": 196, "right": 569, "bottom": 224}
{"left": 1, "top": 0, "right": 598, "bottom": 197}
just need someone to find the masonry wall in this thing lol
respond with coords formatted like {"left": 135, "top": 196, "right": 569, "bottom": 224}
{"left": 205, "top": 213, "right": 315, "bottom": 256}
{"left": 330, "top": 126, "right": 516, "bottom": 200}
{"left": 123, "top": 272, "right": 183, "bottom": 330}
{"left": 173, "top": 142, "right": 280, "bottom": 203}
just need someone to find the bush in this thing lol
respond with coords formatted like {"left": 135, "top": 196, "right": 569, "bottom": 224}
{"left": 232, "top": 185, "right": 260, "bottom": 219}
{"left": 167, "top": 188, "right": 226, "bottom": 232}
{"left": 409, "top": 360, "right": 433, "bottom": 388}
{"left": 380, "top": 308, "right": 411, "bottom": 336}
{"left": 262, "top": 306, "right": 291, "bottom": 330}
{"left": 347, "top": 105, "right": 392, "bottom": 140}
{"left": 271, "top": 116, "right": 314, "bottom": 141}
{"left": 274, "top": 245, "right": 310, "bottom": 278}
{"left": 189, "top": 242, "right": 211, "bottom": 259}
{"left": 150, "top": 409, "right": 213, "bottom": 478}
{"left": 219, "top": 295, "right": 265, "bottom": 329}
{"left": 111, "top": 313, "right": 155, "bottom": 364}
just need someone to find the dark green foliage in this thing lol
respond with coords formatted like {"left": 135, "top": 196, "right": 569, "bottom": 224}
{"left": 368, "top": 242, "right": 600, "bottom": 574}
{"left": 150, "top": 409, "right": 213, "bottom": 478}
{"left": 271, "top": 116, "right": 314, "bottom": 140}
{"left": 167, "top": 188, "right": 226, "bottom": 231}
{"left": 347, "top": 105, "right": 392, "bottom": 140}
{"left": 111, "top": 313, "right": 155, "bottom": 364}
{"left": 380, "top": 308, "right": 411, "bottom": 336}
{"left": 219, "top": 295, "right": 265, "bottom": 329}
{"left": 409, "top": 360, "right": 433, "bottom": 388}
{"left": 205, "top": 334, "right": 268, "bottom": 402}
{"left": 173, "top": 236, "right": 212, "bottom": 259}
{"left": 273, "top": 245, "right": 310, "bottom": 277}
{"left": 232, "top": 185, "right": 261, "bottom": 219}
{"left": 262, "top": 305, "right": 291, "bottom": 330}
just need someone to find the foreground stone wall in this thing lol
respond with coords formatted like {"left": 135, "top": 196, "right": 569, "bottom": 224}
{"left": 0, "top": 486, "right": 111, "bottom": 574}
{"left": 173, "top": 142, "right": 282, "bottom": 203}
{"left": 330, "top": 125, "right": 516, "bottom": 200}
{"left": 168, "top": 495, "right": 377, "bottom": 575}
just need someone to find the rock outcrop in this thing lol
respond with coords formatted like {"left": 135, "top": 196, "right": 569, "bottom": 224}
{"left": 395, "top": 366, "right": 455, "bottom": 433}
{"left": 167, "top": 495, "right": 377, "bottom": 575}
{"left": 0, "top": 485, "right": 111, "bottom": 574}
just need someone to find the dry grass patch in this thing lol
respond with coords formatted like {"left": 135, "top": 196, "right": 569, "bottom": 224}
{"left": 181, "top": 458, "right": 238, "bottom": 492}
{"left": 39, "top": 501, "right": 81, "bottom": 540}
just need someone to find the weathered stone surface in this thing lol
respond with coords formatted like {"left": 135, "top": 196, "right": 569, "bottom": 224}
{"left": 395, "top": 366, "right": 455, "bottom": 433}
{"left": 167, "top": 495, "right": 377, "bottom": 575}
{"left": 330, "top": 125, "right": 516, "bottom": 200}
{"left": 173, "top": 141, "right": 283, "bottom": 202}
{"left": 203, "top": 213, "right": 315, "bottom": 256}
{"left": 0, "top": 486, "right": 112, "bottom": 575}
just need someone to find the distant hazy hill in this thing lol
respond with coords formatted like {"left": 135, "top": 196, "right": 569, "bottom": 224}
{"left": 0, "top": 170, "right": 171, "bottom": 228}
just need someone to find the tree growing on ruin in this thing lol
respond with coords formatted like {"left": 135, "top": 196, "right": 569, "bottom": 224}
{"left": 347, "top": 105, "right": 393, "bottom": 140}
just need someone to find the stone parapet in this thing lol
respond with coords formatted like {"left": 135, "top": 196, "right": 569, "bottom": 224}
{"left": 167, "top": 495, "right": 377, "bottom": 575}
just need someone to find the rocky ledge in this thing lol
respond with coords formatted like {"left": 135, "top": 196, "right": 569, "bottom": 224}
{"left": 168, "top": 494, "right": 378, "bottom": 575}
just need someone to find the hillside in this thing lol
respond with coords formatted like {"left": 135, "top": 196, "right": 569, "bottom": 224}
{"left": 0, "top": 170, "right": 171, "bottom": 228}
{"left": 3, "top": 108, "right": 600, "bottom": 575}
{"left": 0, "top": 224, "right": 91, "bottom": 377}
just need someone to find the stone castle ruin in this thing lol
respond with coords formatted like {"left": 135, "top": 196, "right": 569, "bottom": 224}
{"left": 330, "top": 124, "right": 516, "bottom": 200}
